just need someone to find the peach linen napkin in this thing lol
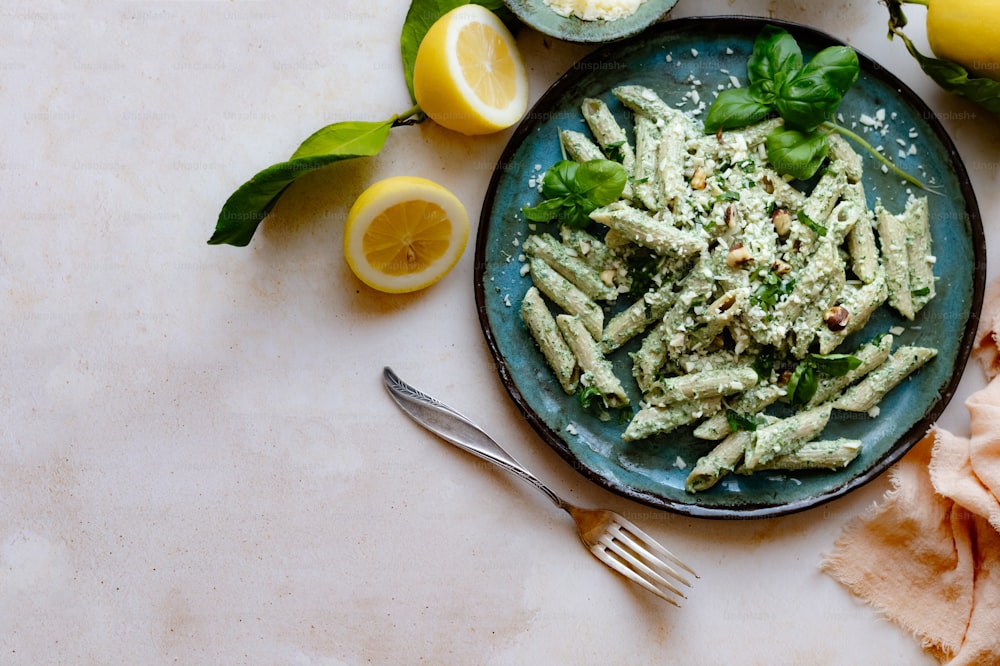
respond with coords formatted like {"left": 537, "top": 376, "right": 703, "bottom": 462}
{"left": 821, "top": 278, "right": 1000, "bottom": 665}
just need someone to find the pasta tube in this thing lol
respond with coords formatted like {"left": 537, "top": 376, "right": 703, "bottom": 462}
{"left": 520, "top": 287, "right": 579, "bottom": 394}
{"left": 622, "top": 398, "right": 721, "bottom": 442}
{"left": 743, "top": 404, "right": 832, "bottom": 469}
{"left": 832, "top": 346, "right": 937, "bottom": 413}
{"left": 685, "top": 430, "right": 752, "bottom": 493}
{"left": 528, "top": 256, "right": 603, "bottom": 340}
{"left": 556, "top": 314, "right": 629, "bottom": 409}
{"left": 589, "top": 201, "right": 707, "bottom": 258}
{"left": 523, "top": 233, "right": 618, "bottom": 302}
{"left": 741, "top": 438, "right": 862, "bottom": 472}
{"left": 876, "top": 203, "right": 915, "bottom": 320}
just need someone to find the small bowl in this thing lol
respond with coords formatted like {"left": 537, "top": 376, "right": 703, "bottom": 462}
{"left": 503, "top": 0, "right": 679, "bottom": 43}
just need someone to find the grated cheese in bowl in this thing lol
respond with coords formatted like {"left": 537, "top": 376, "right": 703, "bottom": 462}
{"left": 544, "top": 0, "right": 646, "bottom": 22}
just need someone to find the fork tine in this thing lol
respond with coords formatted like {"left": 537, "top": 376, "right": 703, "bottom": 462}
{"left": 599, "top": 533, "right": 689, "bottom": 597}
{"left": 590, "top": 545, "right": 684, "bottom": 607}
{"left": 609, "top": 526, "right": 693, "bottom": 589}
{"left": 613, "top": 514, "right": 699, "bottom": 579}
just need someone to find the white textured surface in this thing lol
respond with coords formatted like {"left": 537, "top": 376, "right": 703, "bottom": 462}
{"left": 2, "top": 1, "right": 998, "bottom": 664}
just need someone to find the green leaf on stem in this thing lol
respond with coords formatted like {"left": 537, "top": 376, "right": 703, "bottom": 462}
{"left": 209, "top": 108, "right": 421, "bottom": 247}
{"left": 887, "top": 20, "right": 1000, "bottom": 116}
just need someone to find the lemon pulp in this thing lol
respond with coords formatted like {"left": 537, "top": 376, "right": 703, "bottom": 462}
{"left": 344, "top": 176, "right": 469, "bottom": 294}
{"left": 362, "top": 200, "right": 451, "bottom": 276}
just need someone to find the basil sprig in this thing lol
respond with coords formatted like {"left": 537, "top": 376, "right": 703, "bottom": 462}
{"left": 706, "top": 26, "right": 858, "bottom": 181}
{"left": 522, "top": 159, "right": 628, "bottom": 228}
{"left": 786, "top": 353, "right": 862, "bottom": 406}
{"left": 705, "top": 26, "right": 932, "bottom": 190}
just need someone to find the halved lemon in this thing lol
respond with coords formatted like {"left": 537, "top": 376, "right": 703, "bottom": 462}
{"left": 343, "top": 176, "right": 469, "bottom": 293}
{"left": 413, "top": 4, "right": 528, "bottom": 136}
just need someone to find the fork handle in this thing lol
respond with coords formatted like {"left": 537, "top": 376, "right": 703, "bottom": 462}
{"left": 383, "top": 367, "right": 563, "bottom": 509}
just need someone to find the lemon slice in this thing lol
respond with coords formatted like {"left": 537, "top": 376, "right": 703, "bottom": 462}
{"left": 413, "top": 5, "right": 528, "bottom": 136}
{"left": 343, "top": 176, "right": 469, "bottom": 293}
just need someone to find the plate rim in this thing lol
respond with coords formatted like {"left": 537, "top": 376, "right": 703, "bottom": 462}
{"left": 473, "top": 15, "right": 987, "bottom": 519}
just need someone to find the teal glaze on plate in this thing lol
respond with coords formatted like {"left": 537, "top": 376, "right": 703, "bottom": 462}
{"left": 474, "top": 17, "right": 986, "bottom": 519}
{"left": 503, "top": 0, "right": 678, "bottom": 43}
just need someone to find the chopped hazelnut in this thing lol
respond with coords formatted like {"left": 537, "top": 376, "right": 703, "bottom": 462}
{"left": 600, "top": 268, "right": 617, "bottom": 287}
{"left": 690, "top": 166, "right": 707, "bottom": 190}
{"left": 824, "top": 305, "right": 851, "bottom": 331}
{"left": 771, "top": 259, "right": 792, "bottom": 275}
{"left": 726, "top": 242, "right": 753, "bottom": 268}
{"left": 771, "top": 207, "right": 793, "bottom": 237}
{"left": 724, "top": 203, "right": 739, "bottom": 228}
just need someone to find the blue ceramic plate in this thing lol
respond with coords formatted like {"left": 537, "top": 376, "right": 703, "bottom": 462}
{"left": 474, "top": 17, "right": 985, "bottom": 518}
{"left": 503, "top": 0, "right": 677, "bottom": 43}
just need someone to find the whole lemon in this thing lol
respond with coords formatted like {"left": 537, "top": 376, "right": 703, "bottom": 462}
{"left": 926, "top": 0, "right": 1000, "bottom": 79}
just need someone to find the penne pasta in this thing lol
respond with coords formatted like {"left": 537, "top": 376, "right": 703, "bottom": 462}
{"left": 520, "top": 286, "right": 579, "bottom": 394}
{"left": 685, "top": 430, "right": 752, "bottom": 493}
{"left": 743, "top": 404, "right": 832, "bottom": 470}
{"left": 527, "top": 256, "right": 604, "bottom": 340}
{"left": 514, "top": 82, "right": 939, "bottom": 492}
{"left": 589, "top": 201, "right": 708, "bottom": 258}
{"left": 556, "top": 314, "right": 630, "bottom": 409}
{"left": 875, "top": 202, "right": 916, "bottom": 320}
{"left": 523, "top": 233, "right": 619, "bottom": 302}
{"left": 622, "top": 398, "right": 721, "bottom": 442}
{"left": 832, "top": 346, "right": 937, "bottom": 413}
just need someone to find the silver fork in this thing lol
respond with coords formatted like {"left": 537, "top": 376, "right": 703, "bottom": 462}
{"left": 382, "top": 367, "right": 697, "bottom": 606}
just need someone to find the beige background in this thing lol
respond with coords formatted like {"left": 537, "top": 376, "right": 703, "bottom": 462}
{"left": 2, "top": 1, "right": 997, "bottom": 664}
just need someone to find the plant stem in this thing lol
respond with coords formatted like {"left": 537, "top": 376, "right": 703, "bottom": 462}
{"left": 821, "top": 121, "right": 937, "bottom": 193}
{"left": 392, "top": 104, "right": 424, "bottom": 127}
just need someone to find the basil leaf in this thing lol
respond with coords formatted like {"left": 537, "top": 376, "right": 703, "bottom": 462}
{"left": 577, "top": 385, "right": 602, "bottom": 410}
{"left": 400, "top": 0, "right": 520, "bottom": 102}
{"left": 786, "top": 362, "right": 818, "bottom": 406}
{"left": 748, "top": 25, "right": 803, "bottom": 88}
{"left": 209, "top": 118, "right": 395, "bottom": 246}
{"left": 540, "top": 160, "right": 579, "bottom": 199}
{"left": 726, "top": 409, "right": 761, "bottom": 433}
{"left": 796, "top": 209, "right": 828, "bottom": 237}
{"left": 521, "top": 159, "right": 624, "bottom": 228}
{"left": 752, "top": 347, "right": 778, "bottom": 380}
{"left": 574, "top": 159, "right": 627, "bottom": 206}
{"left": 704, "top": 88, "right": 774, "bottom": 132}
{"left": 522, "top": 197, "right": 570, "bottom": 223}
{"left": 776, "top": 46, "right": 859, "bottom": 129}
{"left": 809, "top": 353, "right": 862, "bottom": 377}
{"left": 765, "top": 126, "right": 830, "bottom": 181}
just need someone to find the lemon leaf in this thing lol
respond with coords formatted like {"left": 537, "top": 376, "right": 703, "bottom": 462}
{"left": 888, "top": 20, "right": 1000, "bottom": 116}
{"left": 289, "top": 120, "right": 395, "bottom": 161}
{"left": 209, "top": 118, "right": 394, "bottom": 247}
